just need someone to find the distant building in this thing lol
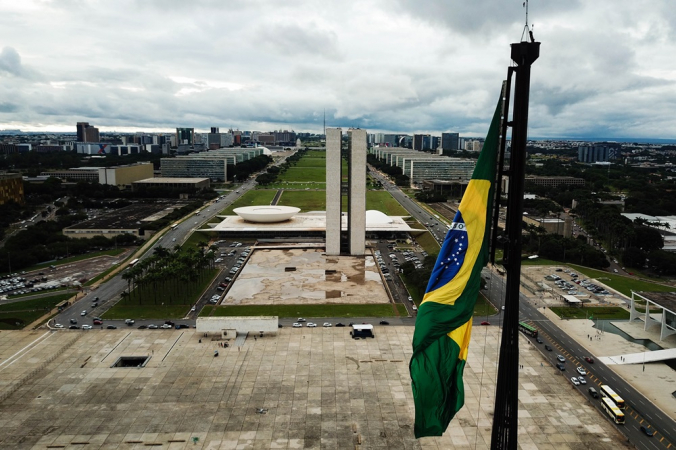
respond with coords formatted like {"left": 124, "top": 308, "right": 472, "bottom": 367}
{"left": 132, "top": 177, "right": 210, "bottom": 192}
{"left": 176, "top": 128, "right": 195, "bottom": 145}
{"left": 525, "top": 176, "right": 585, "bottom": 188}
{"left": 413, "top": 134, "right": 432, "bottom": 151}
{"left": 161, "top": 147, "right": 265, "bottom": 181}
{"left": 578, "top": 145, "right": 613, "bottom": 163}
{"left": 75, "top": 143, "right": 143, "bottom": 155}
{"left": 98, "top": 163, "right": 154, "bottom": 188}
{"left": 76, "top": 122, "right": 100, "bottom": 143}
{"left": 441, "top": 133, "right": 459, "bottom": 153}
{"left": 40, "top": 167, "right": 100, "bottom": 182}
{"left": 523, "top": 215, "right": 573, "bottom": 238}
{"left": 0, "top": 172, "right": 24, "bottom": 205}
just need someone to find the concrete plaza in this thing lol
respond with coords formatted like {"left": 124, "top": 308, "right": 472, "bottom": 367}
{"left": 0, "top": 326, "right": 629, "bottom": 449}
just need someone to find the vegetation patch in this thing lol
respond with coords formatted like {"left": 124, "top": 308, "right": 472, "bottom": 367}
{"left": 366, "top": 191, "right": 410, "bottom": 215}
{"left": 549, "top": 306, "right": 630, "bottom": 320}
{"left": 217, "top": 190, "right": 277, "bottom": 215}
{"left": 414, "top": 232, "right": 441, "bottom": 255}
{"left": 0, "top": 293, "right": 74, "bottom": 330}
{"left": 567, "top": 264, "right": 675, "bottom": 297}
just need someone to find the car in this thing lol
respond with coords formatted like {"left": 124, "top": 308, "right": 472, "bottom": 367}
{"left": 570, "top": 377, "right": 580, "bottom": 385}
{"left": 148, "top": 324, "right": 158, "bottom": 329}
{"left": 480, "top": 321, "right": 490, "bottom": 326}
{"left": 93, "top": 319, "right": 103, "bottom": 325}
{"left": 557, "top": 355, "right": 566, "bottom": 363}
{"left": 106, "top": 325, "right": 117, "bottom": 329}
{"left": 297, "top": 318, "right": 306, "bottom": 322}
{"left": 322, "top": 322, "right": 332, "bottom": 327}
{"left": 556, "top": 363, "right": 565, "bottom": 371}
{"left": 165, "top": 321, "right": 175, "bottom": 326}
{"left": 307, "top": 323, "right": 317, "bottom": 327}
{"left": 125, "top": 319, "right": 135, "bottom": 325}
{"left": 160, "top": 324, "right": 172, "bottom": 329}
{"left": 138, "top": 325, "right": 148, "bottom": 329}
{"left": 576, "top": 367, "right": 587, "bottom": 376}
{"left": 91, "top": 303, "right": 98, "bottom": 308}
{"left": 588, "top": 387, "right": 599, "bottom": 398}
{"left": 584, "top": 356, "right": 594, "bottom": 364}
{"left": 190, "top": 307, "right": 196, "bottom": 312}
{"left": 335, "top": 323, "right": 345, "bottom": 327}
{"left": 70, "top": 318, "right": 77, "bottom": 324}
{"left": 81, "top": 325, "right": 92, "bottom": 330}
{"left": 217, "top": 286, "right": 225, "bottom": 291}
{"left": 544, "top": 345, "right": 552, "bottom": 351}
{"left": 68, "top": 325, "right": 80, "bottom": 329}
{"left": 292, "top": 323, "right": 302, "bottom": 328}
{"left": 412, "top": 305, "right": 418, "bottom": 311}
{"left": 80, "top": 310, "right": 87, "bottom": 316}
{"left": 54, "top": 323, "right": 64, "bottom": 328}
{"left": 176, "top": 324, "right": 190, "bottom": 329}
{"left": 379, "top": 321, "right": 389, "bottom": 325}
{"left": 536, "top": 338, "right": 543, "bottom": 344}
{"left": 640, "top": 426, "right": 655, "bottom": 437}
{"left": 578, "top": 377, "right": 586, "bottom": 384}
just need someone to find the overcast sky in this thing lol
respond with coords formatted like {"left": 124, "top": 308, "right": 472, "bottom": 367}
{"left": 1, "top": 0, "right": 676, "bottom": 139}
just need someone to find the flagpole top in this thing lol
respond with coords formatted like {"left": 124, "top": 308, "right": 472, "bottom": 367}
{"left": 510, "top": 41, "right": 540, "bottom": 66}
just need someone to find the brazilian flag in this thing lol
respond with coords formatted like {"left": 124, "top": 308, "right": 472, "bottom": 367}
{"left": 410, "top": 95, "right": 501, "bottom": 438}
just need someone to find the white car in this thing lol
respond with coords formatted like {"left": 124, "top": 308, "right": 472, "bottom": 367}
{"left": 578, "top": 377, "right": 587, "bottom": 385}
{"left": 307, "top": 323, "right": 317, "bottom": 327}
{"left": 570, "top": 377, "right": 580, "bottom": 386}
{"left": 323, "top": 323, "right": 332, "bottom": 327}
{"left": 54, "top": 323, "right": 64, "bottom": 328}
{"left": 190, "top": 307, "right": 196, "bottom": 312}
{"left": 577, "top": 367, "right": 587, "bottom": 376}
{"left": 160, "top": 324, "right": 172, "bottom": 329}
{"left": 297, "top": 318, "right": 306, "bottom": 322}
{"left": 292, "top": 323, "right": 302, "bottom": 328}
{"left": 81, "top": 324, "right": 92, "bottom": 330}
{"left": 80, "top": 310, "right": 87, "bottom": 316}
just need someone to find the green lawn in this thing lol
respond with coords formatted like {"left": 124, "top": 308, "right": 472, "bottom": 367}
{"left": 567, "top": 264, "right": 675, "bottom": 297}
{"left": 550, "top": 306, "right": 630, "bottom": 320}
{"left": 414, "top": 232, "right": 441, "bottom": 255}
{"left": 278, "top": 167, "right": 327, "bottom": 182}
{"left": 103, "top": 268, "right": 218, "bottom": 320}
{"left": 277, "top": 190, "right": 326, "bottom": 212}
{"left": 475, "top": 294, "right": 498, "bottom": 316}
{"left": 205, "top": 303, "right": 406, "bottom": 318}
{"left": 521, "top": 257, "right": 561, "bottom": 266}
{"left": 217, "top": 190, "right": 277, "bottom": 215}
{"left": 366, "top": 191, "right": 410, "bottom": 215}
{"left": 0, "top": 293, "right": 74, "bottom": 330}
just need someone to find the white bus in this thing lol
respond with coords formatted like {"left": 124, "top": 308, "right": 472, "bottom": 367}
{"left": 171, "top": 223, "right": 179, "bottom": 230}
{"left": 601, "top": 397, "right": 625, "bottom": 425}
{"left": 128, "top": 258, "right": 139, "bottom": 268}
{"left": 600, "top": 385, "right": 625, "bottom": 410}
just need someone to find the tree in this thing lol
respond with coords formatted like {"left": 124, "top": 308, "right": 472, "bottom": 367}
{"left": 622, "top": 247, "right": 646, "bottom": 268}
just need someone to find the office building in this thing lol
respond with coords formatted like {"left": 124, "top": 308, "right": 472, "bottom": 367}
{"left": 132, "top": 177, "right": 210, "bottom": 192}
{"left": 176, "top": 128, "right": 195, "bottom": 145}
{"left": 578, "top": 145, "right": 611, "bottom": 163}
{"left": 441, "top": 132, "right": 459, "bottom": 153}
{"left": 325, "top": 128, "right": 342, "bottom": 256}
{"left": 161, "top": 148, "right": 265, "bottom": 181}
{"left": 524, "top": 176, "right": 585, "bottom": 188}
{"left": 347, "top": 129, "right": 367, "bottom": 255}
{"left": 0, "top": 172, "right": 24, "bottom": 205}
{"left": 98, "top": 163, "right": 154, "bottom": 188}
{"left": 76, "top": 122, "right": 100, "bottom": 143}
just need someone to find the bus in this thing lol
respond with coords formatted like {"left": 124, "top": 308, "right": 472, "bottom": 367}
{"left": 601, "top": 397, "right": 625, "bottom": 425}
{"left": 171, "top": 223, "right": 179, "bottom": 230}
{"left": 128, "top": 258, "right": 139, "bottom": 268}
{"left": 518, "top": 322, "right": 538, "bottom": 338}
{"left": 600, "top": 385, "right": 625, "bottom": 410}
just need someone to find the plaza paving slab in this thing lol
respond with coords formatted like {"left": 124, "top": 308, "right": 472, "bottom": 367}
{"left": 0, "top": 327, "right": 629, "bottom": 449}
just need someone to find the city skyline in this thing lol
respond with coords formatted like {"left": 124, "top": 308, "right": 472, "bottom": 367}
{"left": 1, "top": 1, "right": 676, "bottom": 139}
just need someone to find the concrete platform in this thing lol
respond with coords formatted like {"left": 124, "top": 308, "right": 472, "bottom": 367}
{"left": 0, "top": 328, "right": 629, "bottom": 449}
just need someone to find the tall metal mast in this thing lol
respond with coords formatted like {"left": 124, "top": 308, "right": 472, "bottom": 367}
{"left": 490, "top": 39, "right": 539, "bottom": 450}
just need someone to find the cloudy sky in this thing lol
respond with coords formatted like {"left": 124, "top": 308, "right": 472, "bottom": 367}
{"left": 1, "top": 0, "right": 676, "bottom": 139}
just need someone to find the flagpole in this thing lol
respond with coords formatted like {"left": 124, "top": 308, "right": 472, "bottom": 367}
{"left": 490, "top": 39, "right": 539, "bottom": 450}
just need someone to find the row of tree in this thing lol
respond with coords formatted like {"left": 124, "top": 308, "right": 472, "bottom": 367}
{"left": 121, "top": 244, "right": 217, "bottom": 305}
{"left": 366, "top": 155, "right": 410, "bottom": 187}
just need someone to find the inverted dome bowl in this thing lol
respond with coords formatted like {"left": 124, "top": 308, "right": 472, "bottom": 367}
{"left": 233, "top": 206, "right": 300, "bottom": 223}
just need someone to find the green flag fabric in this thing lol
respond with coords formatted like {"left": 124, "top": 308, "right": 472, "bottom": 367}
{"left": 409, "top": 94, "right": 502, "bottom": 438}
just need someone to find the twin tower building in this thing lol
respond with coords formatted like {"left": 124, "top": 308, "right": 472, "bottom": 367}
{"left": 325, "top": 128, "right": 367, "bottom": 256}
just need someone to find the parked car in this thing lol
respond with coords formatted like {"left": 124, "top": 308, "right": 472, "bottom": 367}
{"left": 82, "top": 325, "right": 92, "bottom": 330}
{"left": 307, "top": 323, "right": 317, "bottom": 328}
{"left": 480, "top": 321, "right": 490, "bottom": 326}
{"left": 322, "top": 323, "right": 332, "bottom": 327}
{"left": 379, "top": 321, "right": 389, "bottom": 325}
{"left": 68, "top": 325, "right": 79, "bottom": 329}
{"left": 106, "top": 325, "right": 117, "bottom": 329}
{"left": 292, "top": 323, "right": 302, "bottom": 328}
{"left": 138, "top": 325, "right": 147, "bottom": 329}
{"left": 54, "top": 323, "right": 64, "bottom": 328}
{"left": 175, "top": 324, "right": 190, "bottom": 329}
{"left": 160, "top": 324, "right": 172, "bottom": 329}
{"left": 69, "top": 318, "right": 77, "bottom": 324}
{"left": 148, "top": 324, "right": 158, "bottom": 329}
{"left": 93, "top": 319, "right": 103, "bottom": 325}
{"left": 335, "top": 323, "right": 345, "bottom": 327}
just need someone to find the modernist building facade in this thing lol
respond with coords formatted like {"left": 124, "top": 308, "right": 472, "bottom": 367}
{"left": 160, "top": 148, "right": 265, "bottom": 181}
{"left": 325, "top": 128, "right": 367, "bottom": 256}
{"left": 0, "top": 172, "right": 24, "bottom": 205}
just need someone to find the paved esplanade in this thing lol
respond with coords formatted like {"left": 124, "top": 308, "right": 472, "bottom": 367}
{"left": 0, "top": 327, "right": 627, "bottom": 449}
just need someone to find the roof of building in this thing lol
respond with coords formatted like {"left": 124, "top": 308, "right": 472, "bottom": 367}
{"left": 234, "top": 206, "right": 300, "bottom": 223}
{"left": 134, "top": 177, "right": 210, "bottom": 184}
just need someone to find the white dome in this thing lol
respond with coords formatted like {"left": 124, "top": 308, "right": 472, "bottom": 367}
{"left": 365, "top": 210, "right": 393, "bottom": 225}
{"left": 234, "top": 206, "right": 300, "bottom": 223}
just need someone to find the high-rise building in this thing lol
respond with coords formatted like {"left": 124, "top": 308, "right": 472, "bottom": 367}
{"left": 325, "top": 128, "right": 342, "bottom": 256}
{"left": 441, "top": 132, "right": 459, "bottom": 153}
{"left": 578, "top": 145, "right": 610, "bottom": 163}
{"left": 325, "top": 128, "right": 367, "bottom": 256}
{"left": 176, "top": 128, "right": 195, "bottom": 145}
{"left": 76, "top": 122, "right": 99, "bottom": 142}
